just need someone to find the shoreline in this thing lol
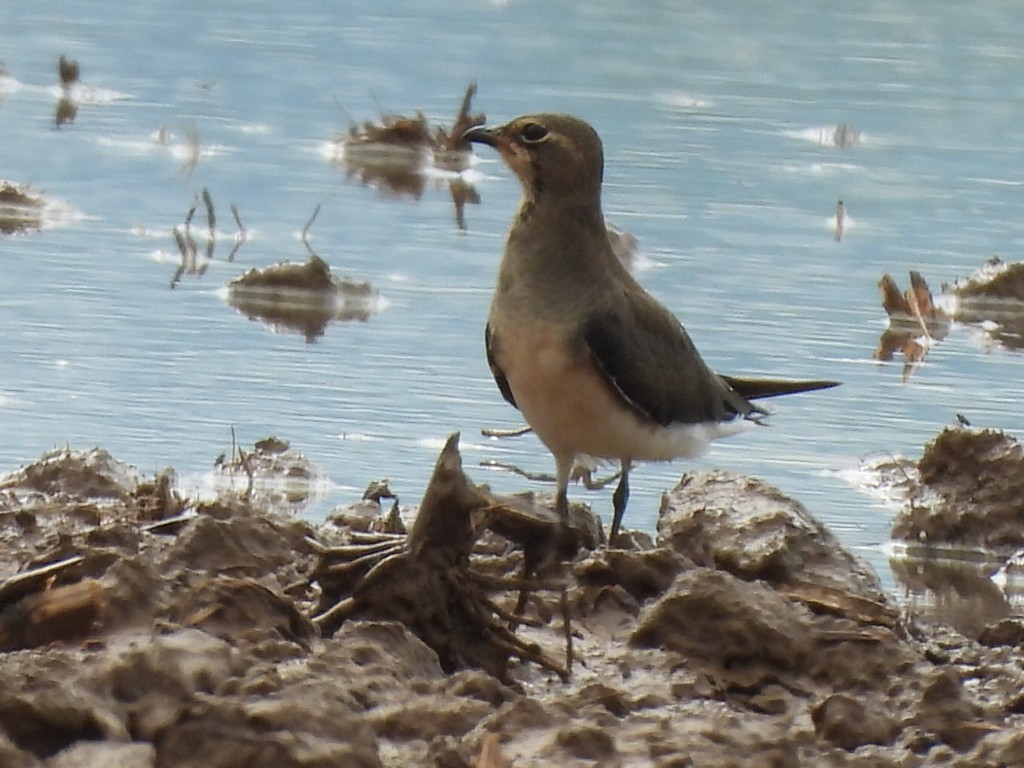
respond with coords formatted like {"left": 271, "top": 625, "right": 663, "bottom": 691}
{"left": 1, "top": 429, "right": 1023, "bottom": 767}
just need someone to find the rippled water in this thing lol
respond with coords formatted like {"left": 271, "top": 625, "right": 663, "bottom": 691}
{"left": 3, "top": 1, "right": 1024, "bottom": 594}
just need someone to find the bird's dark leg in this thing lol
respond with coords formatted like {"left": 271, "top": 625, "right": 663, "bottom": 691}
{"left": 555, "top": 487, "right": 569, "bottom": 523}
{"left": 553, "top": 454, "right": 573, "bottom": 524}
{"left": 609, "top": 460, "right": 631, "bottom": 544}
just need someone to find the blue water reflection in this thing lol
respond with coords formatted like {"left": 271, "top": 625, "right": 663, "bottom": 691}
{"left": 3, "top": 1, "right": 1024, "bottom": 594}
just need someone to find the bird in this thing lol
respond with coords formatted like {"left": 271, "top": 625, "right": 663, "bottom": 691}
{"left": 463, "top": 113, "right": 839, "bottom": 544}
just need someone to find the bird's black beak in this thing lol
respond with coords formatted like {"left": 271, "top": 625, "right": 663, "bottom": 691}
{"left": 461, "top": 124, "right": 500, "bottom": 148}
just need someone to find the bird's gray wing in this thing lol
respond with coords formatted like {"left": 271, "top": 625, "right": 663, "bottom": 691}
{"left": 582, "top": 302, "right": 756, "bottom": 426}
{"left": 485, "top": 322, "right": 518, "bottom": 409}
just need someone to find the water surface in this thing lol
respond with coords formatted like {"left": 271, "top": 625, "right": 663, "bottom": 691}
{"left": 3, "top": 1, "right": 1024, "bottom": 595}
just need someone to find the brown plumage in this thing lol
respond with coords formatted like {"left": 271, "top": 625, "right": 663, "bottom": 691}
{"left": 465, "top": 114, "right": 838, "bottom": 542}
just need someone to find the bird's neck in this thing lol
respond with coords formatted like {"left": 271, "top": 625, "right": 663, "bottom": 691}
{"left": 494, "top": 189, "right": 623, "bottom": 317}
{"left": 513, "top": 182, "right": 607, "bottom": 249}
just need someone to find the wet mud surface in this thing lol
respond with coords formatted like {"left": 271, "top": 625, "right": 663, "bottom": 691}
{"left": 863, "top": 427, "right": 1024, "bottom": 641}
{"left": 2, "top": 430, "right": 1024, "bottom": 767}
{"left": 226, "top": 254, "right": 381, "bottom": 342}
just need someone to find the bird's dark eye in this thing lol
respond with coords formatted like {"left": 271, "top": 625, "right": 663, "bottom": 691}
{"left": 520, "top": 122, "right": 549, "bottom": 143}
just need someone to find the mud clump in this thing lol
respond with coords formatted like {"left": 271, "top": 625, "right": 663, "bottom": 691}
{"left": 226, "top": 255, "right": 381, "bottom": 342}
{"left": 0, "top": 181, "right": 45, "bottom": 236}
{"left": 864, "top": 426, "right": 1024, "bottom": 639}
{"left": 949, "top": 256, "right": 1024, "bottom": 349}
{"left": 951, "top": 255, "right": 1024, "bottom": 303}
{"left": 893, "top": 427, "right": 1024, "bottom": 550}
{"left": 0, "top": 446, "right": 142, "bottom": 501}
{"left": 337, "top": 81, "right": 484, "bottom": 163}
{"left": 1, "top": 440, "right": 1024, "bottom": 767}
{"left": 330, "top": 82, "right": 484, "bottom": 230}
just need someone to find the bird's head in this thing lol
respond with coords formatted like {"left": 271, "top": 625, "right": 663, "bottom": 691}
{"left": 463, "top": 113, "right": 604, "bottom": 202}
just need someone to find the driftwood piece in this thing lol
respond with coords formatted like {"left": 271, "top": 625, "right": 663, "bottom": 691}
{"left": 0, "top": 556, "right": 86, "bottom": 608}
{"left": 0, "top": 556, "right": 103, "bottom": 650}
{"left": 0, "top": 579, "right": 103, "bottom": 651}
{"left": 310, "top": 433, "right": 573, "bottom": 681}
{"left": 875, "top": 271, "right": 952, "bottom": 381}
{"left": 474, "top": 733, "right": 511, "bottom": 768}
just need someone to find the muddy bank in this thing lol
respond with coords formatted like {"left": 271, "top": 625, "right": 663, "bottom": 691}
{"left": 1, "top": 439, "right": 1024, "bottom": 767}
{"left": 889, "top": 427, "right": 1024, "bottom": 551}
{"left": 863, "top": 426, "right": 1024, "bottom": 640}
{"left": 0, "top": 181, "right": 80, "bottom": 237}
{"left": 225, "top": 255, "right": 381, "bottom": 342}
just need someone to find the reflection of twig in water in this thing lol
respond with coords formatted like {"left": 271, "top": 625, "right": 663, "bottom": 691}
{"left": 450, "top": 178, "right": 481, "bottom": 232}
{"left": 230, "top": 203, "right": 245, "bottom": 233}
{"left": 201, "top": 187, "right": 216, "bottom": 260}
{"left": 170, "top": 229, "right": 190, "bottom": 288}
{"left": 170, "top": 195, "right": 205, "bottom": 288}
{"left": 54, "top": 55, "right": 80, "bottom": 128}
{"left": 181, "top": 124, "right": 201, "bottom": 176}
{"left": 169, "top": 191, "right": 247, "bottom": 286}
{"left": 202, "top": 187, "right": 215, "bottom": 232}
{"left": 183, "top": 195, "right": 198, "bottom": 242}
{"left": 54, "top": 96, "right": 77, "bottom": 127}
{"left": 228, "top": 203, "right": 246, "bottom": 261}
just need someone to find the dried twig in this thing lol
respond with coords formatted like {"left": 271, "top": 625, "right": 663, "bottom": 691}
{"left": 202, "top": 187, "right": 215, "bottom": 233}
{"left": 474, "top": 733, "right": 510, "bottom": 768}
{"left": 183, "top": 197, "right": 199, "bottom": 261}
{"left": 183, "top": 195, "right": 198, "bottom": 228}
{"left": 481, "top": 425, "right": 532, "bottom": 439}
{"left": 228, "top": 203, "right": 247, "bottom": 260}
{"left": 302, "top": 204, "right": 322, "bottom": 259}
{"left": 141, "top": 511, "right": 195, "bottom": 535}
{"left": 230, "top": 203, "right": 245, "bottom": 235}
{"left": 0, "top": 556, "right": 85, "bottom": 608}
{"left": 181, "top": 124, "right": 201, "bottom": 176}
{"left": 0, "top": 580, "right": 103, "bottom": 652}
